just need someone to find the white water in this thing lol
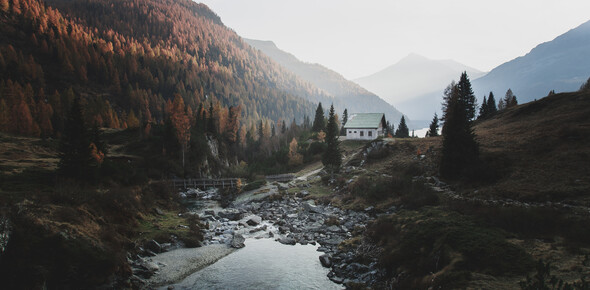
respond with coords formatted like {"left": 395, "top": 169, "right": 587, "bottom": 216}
{"left": 163, "top": 238, "right": 340, "bottom": 289}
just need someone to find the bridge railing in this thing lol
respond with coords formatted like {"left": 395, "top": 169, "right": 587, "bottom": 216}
{"left": 171, "top": 178, "right": 241, "bottom": 190}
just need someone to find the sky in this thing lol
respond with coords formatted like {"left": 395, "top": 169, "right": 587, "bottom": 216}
{"left": 196, "top": 0, "right": 590, "bottom": 80}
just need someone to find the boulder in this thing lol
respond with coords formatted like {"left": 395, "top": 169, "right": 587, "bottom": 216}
{"left": 243, "top": 215, "right": 262, "bottom": 226}
{"left": 319, "top": 254, "right": 332, "bottom": 268}
{"left": 230, "top": 233, "right": 246, "bottom": 248}
{"left": 279, "top": 236, "right": 297, "bottom": 245}
{"left": 218, "top": 209, "right": 243, "bottom": 221}
{"left": 303, "top": 201, "right": 324, "bottom": 214}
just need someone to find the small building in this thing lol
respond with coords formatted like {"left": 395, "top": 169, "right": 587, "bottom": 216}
{"left": 343, "top": 113, "right": 386, "bottom": 140}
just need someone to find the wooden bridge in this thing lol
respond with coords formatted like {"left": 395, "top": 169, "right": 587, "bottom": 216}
{"left": 171, "top": 178, "right": 241, "bottom": 189}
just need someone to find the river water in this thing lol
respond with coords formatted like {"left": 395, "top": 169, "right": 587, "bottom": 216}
{"left": 164, "top": 238, "right": 341, "bottom": 290}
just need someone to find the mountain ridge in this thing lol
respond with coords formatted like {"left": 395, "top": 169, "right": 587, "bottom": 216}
{"left": 244, "top": 38, "right": 405, "bottom": 124}
{"left": 354, "top": 53, "right": 485, "bottom": 120}
{"left": 472, "top": 19, "right": 590, "bottom": 104}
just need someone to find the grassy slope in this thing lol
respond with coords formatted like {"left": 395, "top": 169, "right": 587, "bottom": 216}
{"left": 305, "top": 91, "right": 590, "bottom": 288}
{"left": 473, "top": 91, "right": 590, "bottom": 204}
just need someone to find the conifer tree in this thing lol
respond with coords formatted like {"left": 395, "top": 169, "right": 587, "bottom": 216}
{"left": 457, "top": 72, "right": 477, "bottom": 121}
{"left": 486, "top": 92, "right": 497, "bottom": 115}
{"left": 340, "top": 109, "right": 348, "bottom": 135}
{"left": 478, "top": 96, "right": 488, "bottom": 120}
{"left": 322, "top": 104, "right": 341, "bottom": 173}
{"left": 58, "top": 97, "right": 93, "bottom": 181}
{"left": 440, "top": 81, "right": 479, "bottom": 179}
{"left": 426, "top": 113, "right": 439, "bottom": 137}
{"left": 312, "top": 102, "right": 325, "bottom": 132}
{"left": 395, "top": 116, "right": 409, "bottom": 138}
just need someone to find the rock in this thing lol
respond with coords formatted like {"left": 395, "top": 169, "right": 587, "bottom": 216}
{"left": 319, "top": 254, "right": 332, "bottom": 268}
{"left": 140, "top": 260, "right": 160, "bottom": 272}
{"left": 326, "top": 225, "right": 342, "bottom": 233}
{"left": 329, "top": 276, "right": 344, "bottom": 284}
{"left": 204, "top": 210, "right": 216, "bottom": 216}
{"left": 279, "top": 236, "right": 297, "bottom": 245}
{"left": 277, "top": 183, "right": 290, "bottom": 190}
{"left": 145, "top": 240, "right": 162, "bottom": 253}
{"left": 218, "top": 209, "right": 243, "bottom": 221}
{"left": 230, "top": 233, "right": 246, "bottom": 248}
{"left": 303, "top": 201, "right": 324, "bottom": 214}
{"left": 243, "top": 215, "right": 262, "bottom": 226}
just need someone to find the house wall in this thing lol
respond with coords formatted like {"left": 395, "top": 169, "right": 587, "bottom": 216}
{"left": 346, "top": 128, "right": 380, "bottom": 140}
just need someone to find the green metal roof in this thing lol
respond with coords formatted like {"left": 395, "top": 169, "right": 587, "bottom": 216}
{"left": 343, "top": 113, "right": 384, "bottom": 129}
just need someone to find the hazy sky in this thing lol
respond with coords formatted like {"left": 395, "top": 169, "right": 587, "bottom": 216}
{"left": 197, "top": 0, "right": 590, "bottom": 80}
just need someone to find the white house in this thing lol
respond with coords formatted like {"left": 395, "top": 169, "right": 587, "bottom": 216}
{"left": 343, "top": 113, "right": 386, "bottom": 140}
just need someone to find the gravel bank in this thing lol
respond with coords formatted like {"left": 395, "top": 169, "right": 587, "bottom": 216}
{"left": 144, "top": 244, "right": 236, "bottom": 287}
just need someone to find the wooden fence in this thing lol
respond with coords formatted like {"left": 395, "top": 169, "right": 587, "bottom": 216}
{"left": 171, "top": 178, "right": 240, "bottom": 189}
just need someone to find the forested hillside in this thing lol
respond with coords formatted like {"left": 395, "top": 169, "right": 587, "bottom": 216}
{"left": 0, "top": 0, "right": 333, "bottom": 138}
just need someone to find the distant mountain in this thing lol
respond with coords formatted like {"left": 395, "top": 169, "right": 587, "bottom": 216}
{"left": 472, "top": 19, "right": 590, "bottom": 104}
{"left": 354, "top": 54, "right": 485, "bottom": 120}
{"left": 244, "top": 39, "right": 404, "bottom": 124}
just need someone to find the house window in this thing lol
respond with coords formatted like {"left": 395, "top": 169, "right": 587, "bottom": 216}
{"left": 368, "top": 131, "right": 372, "bottom": 137}
{"left": 354, "top": 131, "right": 357, "bottom": 133}
{"left": 348, "top": 130, "right": 352, "bottom": 134}
{"left": 360, "top": 131, "right": 364, "bottom": 137}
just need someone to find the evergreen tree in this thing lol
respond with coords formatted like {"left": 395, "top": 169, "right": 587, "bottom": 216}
{"left": 322, "top": 104, "right": 341, "bottom": 173}
{"left": 478, "top": 96, "right": 488, "bottom": 120}
{"left": 486, "top": 92, "right": 497, "bottom": 115}
{"left": 395, "top": 116, "right": 409, "bottom": 138}
{"left": 58, "top": 97, "right": 93, "bottom": 181}
{"left": 340, "top": 109, "right": 348, "bottom": 135}
{"left": 312, "top": 102, "right": 325, "bottom": 132}
{"left": 426, "top": 113, "right": 439, "bottom": 137}
{"left": 440, "top": 82, "right": 479, "bottom": 179}
{"left": 457, "top": 72, "right": 477, "bottom": 121}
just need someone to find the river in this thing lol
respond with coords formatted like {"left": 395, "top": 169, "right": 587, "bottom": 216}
{"left": 162, "top": 238, "right": 340, "bottom": 289}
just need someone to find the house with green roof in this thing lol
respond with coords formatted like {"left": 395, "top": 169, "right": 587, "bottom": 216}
{"left": 343, "top": 113, "right": 386, "bottom": 140}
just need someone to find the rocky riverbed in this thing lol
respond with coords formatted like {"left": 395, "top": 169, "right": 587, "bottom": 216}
{"left": 131, "top": 179, "right": 393, "bottom": 288}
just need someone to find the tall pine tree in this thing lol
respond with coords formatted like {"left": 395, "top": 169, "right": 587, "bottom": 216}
{"left": 440, "top": 78, "right": 479, "bottom": 179}
{"left": 312, "top": 102, "right": 325, "bottom": 132}
{"left": 457, "top": 72, "right": 477, "bottom": 121}
{"left": 322, "top": 104, "right": 341, "bottom": 173}
{"left": 486, "top": 92, "right": 497, "bottom": 115}
{"left": 426, "top": 113, "right": 439, "bottom": 137}
{"left": 395, "top": 116, "right": 409, "bottom": 138}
